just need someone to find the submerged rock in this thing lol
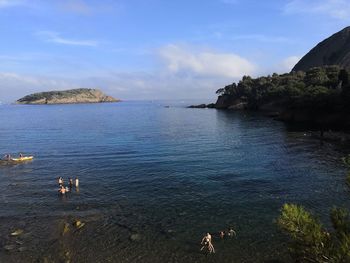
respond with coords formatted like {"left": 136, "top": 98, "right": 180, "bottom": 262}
{"left": 73, "top": 220, "right": 85, "bottom": 229}
{"left": 18, "top": 247, "right": 27, "bottom": 252}
{"left": 62, "top": 223, "right": 70, "bottom": 236}
{"left": 129, "top": 233, "right": 142, "bottom": 242}
{"left": 10, "top": 229, "right": 24, "bottom": 236}
{"left": 4, "top": 244, "right": 16, "bottom": 251}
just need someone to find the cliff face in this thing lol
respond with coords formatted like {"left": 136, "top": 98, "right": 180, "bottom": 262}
{"left": 293, "top": 26, "right": 350, "bottom": 72}
{"left": 17, "top": 88, "right": 120, "bottom": 105}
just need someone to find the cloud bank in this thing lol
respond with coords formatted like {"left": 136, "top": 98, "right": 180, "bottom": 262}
{"left": 159, "top": 44, "right": 257, "bottom": 78}
{"left": 0, "top": 44, "right": 301, "bottom": 103}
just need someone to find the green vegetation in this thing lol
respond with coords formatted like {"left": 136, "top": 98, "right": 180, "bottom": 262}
{"left": 216, "top": 66, "right": 350, "bottom": 111}
{"left": 278, "top": 204, "right": 350, "bottom": 262}
{"left": 278, "top": 155, "right": 350, "bottom": 262}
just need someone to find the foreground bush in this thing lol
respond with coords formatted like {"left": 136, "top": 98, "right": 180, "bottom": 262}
{"left": 278, "top": 204, "right": 350, "bottom": 262}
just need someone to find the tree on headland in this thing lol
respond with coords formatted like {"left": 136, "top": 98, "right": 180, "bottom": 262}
{"left": 216, "top": 66, "right": 350, "bottom": 112}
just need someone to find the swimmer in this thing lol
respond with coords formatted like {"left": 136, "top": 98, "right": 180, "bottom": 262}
{"left": 58, "top": 177, "right": 63, "bottom": 186}
{"left": 69, "top": 178, "right": 73, "bottom": 188}
{"left": 219, "top": 231, "right": 225, "bottom": 239}
{"left": 58, "top": 186, "right": 66, "bottom": 194}
{"left": 200, "top": 233, "right": 215, "bottom": 253}
{"left": 227, "top": 227, "right": 236, "bottom": 237}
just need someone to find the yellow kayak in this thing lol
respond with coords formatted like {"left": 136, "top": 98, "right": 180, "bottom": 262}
{"left": 10, "top": 156, "right": 34, "bottom": 162}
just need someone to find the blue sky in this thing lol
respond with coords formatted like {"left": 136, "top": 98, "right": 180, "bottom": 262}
{"left": 0, "top": 0, "right": 349, "bottom": 103}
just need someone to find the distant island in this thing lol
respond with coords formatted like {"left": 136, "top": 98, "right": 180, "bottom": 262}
{"left": 190, "top": 26, "right": 350, "bottom": 131}
{"left": 16, "top": 88, "right": 120, "bottom": 105}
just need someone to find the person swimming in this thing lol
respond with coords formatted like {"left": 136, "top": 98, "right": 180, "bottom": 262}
{"left": 219, "top": 231, "right": 225, "bottom": 239}
{"left": 69, "top": 178, "right": 73, "bottom": 188}
{"left": 200, "top": 233, "right": 215, "bottom": 253}
{"left": 58, "top": 177, "right": 63, "bottom": 186}
{"left": 227, "top": 227, "right": 236, "bottom": 237}
{"left": 58, "top": 186, "right": 66, "bottom": 194}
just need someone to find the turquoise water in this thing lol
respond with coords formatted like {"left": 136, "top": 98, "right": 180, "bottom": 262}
{"left": 0, "top": 101, "right": 349, "bottom": 262}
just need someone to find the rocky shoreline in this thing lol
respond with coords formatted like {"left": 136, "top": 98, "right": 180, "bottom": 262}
{"left": 189, "top": 94, "right": 350, "bottom": 138}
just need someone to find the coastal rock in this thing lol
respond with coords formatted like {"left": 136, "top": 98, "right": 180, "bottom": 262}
{"left": 16, "top": 88, "right": 120, "bottom": 105}
{"left": 188, "top": 104, "right": 207, "bottom": 108}
{"left": 216, "top": 95, "right": 248, "bottom": 110}
{"left": 227, "top": 102, "right": 247, "bottom": 110}
{"left": 293, "top": 26, "right": 350, "bottom": 71}
{"left": 188, "top": 103, "right": 216, "bottom": 109}
{"left": 215, "top": 94, "right": 237, "bottom": 109}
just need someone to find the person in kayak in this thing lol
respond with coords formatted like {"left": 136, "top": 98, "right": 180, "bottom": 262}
{"left": 3, "top": 154, "right": 11, "bottom": 161}
{"left": 75, "top": 177, "right": 79, "bottom": 187}
{"left": 19, "top": 153, "right": 23, "bottom": 158}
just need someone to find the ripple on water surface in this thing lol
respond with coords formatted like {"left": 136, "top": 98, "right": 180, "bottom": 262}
{"left": 0, "top": 102, "right": 349, "bottom": 262}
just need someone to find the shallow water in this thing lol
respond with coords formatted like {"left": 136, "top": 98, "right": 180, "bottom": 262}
{"left": 0, "top": 101, "right": 349, "bottom": 262}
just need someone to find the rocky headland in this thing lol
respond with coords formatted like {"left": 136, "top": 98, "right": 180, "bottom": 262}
{"left": 189, "top": 26, "right": 350, "bottom": 132}
{"left": 16, "top": 88, "right": 120, "bottom": 105}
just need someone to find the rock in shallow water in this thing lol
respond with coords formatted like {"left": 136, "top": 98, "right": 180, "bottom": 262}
{"left": 18, "top": 247, "right": 27, "bottom": 252}
{"left": 10, "top": 229, "right": 23, "bottom": 236}
{"left": 74, "top": 220, "right": 85, "bottom": 229}
{"left": 129, "top": 233, "right": 142, "bottom": 242}
{"left": 4, "top": 244, "right": 16, "bottom": 251}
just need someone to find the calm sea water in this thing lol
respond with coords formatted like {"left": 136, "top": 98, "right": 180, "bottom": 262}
{"left": 0, "top": 101, "right": 349, "bottom": 263}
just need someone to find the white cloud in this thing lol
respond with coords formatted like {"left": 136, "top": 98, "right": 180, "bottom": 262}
{"left": 0, "top": 72, "right": 77, "bottom": 103}
{"left": 285, "top": 0, "right": 350, "bottom": 20}
{"left": 0, "top": 45, "right": 260, "bottom": 103}
{"left": 36, "top": 31, "right": 98, "bottom": 47}
{"left": 159, "top": 44, "right": 257, "bottom": 78}
{"left": 280, "top": 56, "right": 301, "bottom": 72}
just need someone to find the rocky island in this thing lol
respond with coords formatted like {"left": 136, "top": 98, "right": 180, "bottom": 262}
{"left": 190, "top": 26, "right": 350, "bottom": 131}
{"left": 16, "top": 88, "right": 120, "bottom": 105}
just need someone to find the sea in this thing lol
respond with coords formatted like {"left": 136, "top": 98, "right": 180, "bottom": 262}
{"left": 0, "top": 101, "right": 349, "bottom": 263}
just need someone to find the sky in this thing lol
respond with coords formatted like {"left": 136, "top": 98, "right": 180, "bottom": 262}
{"left": 0, "top": 0, "right": 350, "bottom": 103}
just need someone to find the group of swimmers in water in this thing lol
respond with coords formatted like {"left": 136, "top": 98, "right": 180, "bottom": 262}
{"left": 200, "top": 227, "right": 236, "bottom": 254}
{"left": 58, "top": 176, "right": 79, "bottom": 194}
